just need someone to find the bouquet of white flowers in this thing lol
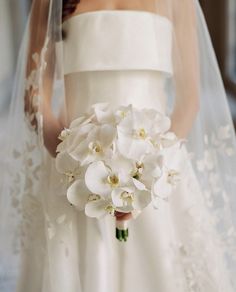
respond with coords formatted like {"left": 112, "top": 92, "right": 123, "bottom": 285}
{"left": 56, "top": 103, "right": 181, "bottom": 242}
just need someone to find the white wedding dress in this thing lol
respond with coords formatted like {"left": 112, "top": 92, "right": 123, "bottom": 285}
{"left": 16, "top": 10, "right": 234, "bottom": 292}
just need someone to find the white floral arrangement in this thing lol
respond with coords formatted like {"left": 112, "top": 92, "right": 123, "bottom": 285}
{"left": 55, "top": 103, "right": 181, "bottom": 242}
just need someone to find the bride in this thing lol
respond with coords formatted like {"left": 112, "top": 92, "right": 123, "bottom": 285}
{"left": 1, "top": 0, "right": 236, "bottom": 291}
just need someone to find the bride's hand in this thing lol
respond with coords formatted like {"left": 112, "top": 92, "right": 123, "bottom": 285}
{"left": 42, "top": 103, "right": 65, "bottom": 157}
{"left": 115, "top": 211, "right": 132, "bottom": 221}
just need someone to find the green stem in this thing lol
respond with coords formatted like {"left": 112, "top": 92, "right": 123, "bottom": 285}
{"left": 116, "top": 228, "right": 129, "bottom": 242}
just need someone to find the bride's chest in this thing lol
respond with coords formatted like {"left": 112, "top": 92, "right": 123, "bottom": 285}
{"left": 62, "top": 10, "right": 173, "bottom": 76}
{"left": 61, "top": 10, "right": 173, "bottom": 121}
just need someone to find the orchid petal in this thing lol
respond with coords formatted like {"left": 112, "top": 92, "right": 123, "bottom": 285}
{"left": 99, "top": 124, "right": 116, "bottom": 147}
{"left": 153, "top": 175, "right": 172, "bottom": 198}
{"left": 67, "top": 180, "right": 90, "bottom": 210}
{"left": 111, "top": 188, "right": 134, "bottom": 212}
{"left": 111, "top": 188, "right": 124, "bottom": 207}
{"left": 55, "top": 151, "right": 78, "bottom": 174}
{"left": 132, "top": 178, "right": 147, "bottom": 191}
{"left": 85, "top": 161, "right": 111, "bottom": 196}
{"left": 154, "top": 115, "right": 171, "bottom": 134}
{"left": 117, "top": 132, "right": 149, "bottom": 160}
{"left": 85, "top": 199, "right": 112, "bottom": 218}
{"left": 69, "top": 140, "right": 89, "bottom": 163}
{"left": 133, "top": 190, "right": 152, "bottom": 210}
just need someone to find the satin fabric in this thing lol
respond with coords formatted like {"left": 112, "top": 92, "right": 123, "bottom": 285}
{"left": 62, "top": 10, "right": 173, "bottom": 76}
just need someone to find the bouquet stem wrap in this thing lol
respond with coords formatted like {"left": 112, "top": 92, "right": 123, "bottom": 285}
{"left": 116, "top": 220, "right": 129, "bottom": 242}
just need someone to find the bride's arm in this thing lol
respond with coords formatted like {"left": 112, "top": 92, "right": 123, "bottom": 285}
{"left": 170, "top": 0, "right": 200, "bottom": 138}
{"left": 41, "top": 47, "right": 64, "bottom": 158}
{"left": 24, "top": 0, "right": 64, "bottom": 157}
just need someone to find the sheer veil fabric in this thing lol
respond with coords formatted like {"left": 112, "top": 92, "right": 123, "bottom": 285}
{"left": 1, "top": 0, "right": 236, "bottom": 290}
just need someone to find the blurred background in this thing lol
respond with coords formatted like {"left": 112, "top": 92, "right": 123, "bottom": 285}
{"left": 0, "top": 0, "right": 236, "bottom": 122}
{"left": 200, "top": 0, "right": 236, "bottom": 126}
{"left": 0, "top": 1, "right": 30, "bottom": 113}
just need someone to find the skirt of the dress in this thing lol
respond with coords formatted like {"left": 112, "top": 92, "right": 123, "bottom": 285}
{"left": 15, "top": 145, "right": 234, "bottom": 292}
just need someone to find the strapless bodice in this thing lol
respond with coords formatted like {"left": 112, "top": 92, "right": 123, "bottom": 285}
{"left": 62, "top": 10, "right": 173, "bottom": 122}
{"left": 62, "top": 10, "right": 173, "bottom": 75}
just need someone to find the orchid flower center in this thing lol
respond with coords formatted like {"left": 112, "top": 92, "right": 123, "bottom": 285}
{"left": 59, "top": 128, "right": 71, "bottom": 141}
{"left": 120, "top": 191, "right": 134, "bottom": 205}
{"left": 105, "top": 204, "right": 115, "bottom": 216}
{"left": 136, "top": 162, "right": 144, "bottom": 172}
{"left": 89, "top": 141, "right": 103, "bottom": 154}
{"left": 88, "top": 194, "right": 101, "bottom": 202}
{"left": 133, "top": 162, "right": 144, "bottom": 179}
{"left": 137, "top": 128, "right": 147, "bottom": 139}
{"left": 167, "top": 170, "right": 180, "bottom": 185}
{"left": 107, "top": 174, "right": 120, "bottom": 188}
{"left": 120, "top": 111, "right": 127, "bottom": 118}
{"left": 65, "top": 171, "right": 75, "bottom": 183}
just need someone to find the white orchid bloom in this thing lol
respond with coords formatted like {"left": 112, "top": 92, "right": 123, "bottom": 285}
{"left": 117, "top": 115, "right": 152, "bottom": 160}
{"left": 114, "top": 104, "right": 133, "bottom": 123}
{"left": 85, "top": 197, "right": 116, "bottom": 218}
{"left": 153, "top": 131, "right": 179, "bottom": 150}
{"left": 70, "top": 114, "right": 95, "bottom": 129}
{"left": 85, "top": 159, "right": 151, "bottom": 213}
{"left": 57, "top": 123, "right": 95, "bottom": 153}
{"left": 59, "top": 128, "right": 71, "bottom": 141}
{"left": 69, "top": 124, "right": 116, "bottom": 165}
{"left": 111, "top": 186, "right": 151, "bottom": 213}
{"left": 91, "top": 103, "right": 116, "bottom": 124}
{"left": 67, "top": 179, "right": 91, "bottom": 210}
{"left": 154, "top": 145, "right": 182, "bottom": 203}
{"left": 69, "top": 104, "right": 112, "bottom": 129}
{"left": 119, "top": 108, "right": 170, "bottom": 138}
{"left": 67, "top": 179, "right": 116, "bottom": 218}
{"left": 70, "top": 103, "right": 112, "bottom": 128}
{"left": 91, "top": 102, "right": 109, "bottom": 113}
{"left": 117, "top": 108, "right": 170, "bottom": 160}
{"left": 153, "top": 169, "right": 180, "bottom": 200}
{"left": 55, "top": 151, "right": 81, "bottom": 183}
{"left": 131, "top": 154, "right": 163, "bottom": 189}
{"left": 85, "top": 160, "right": 133, "bottom": 198}
{"left": 145, "top": 109, "right": 171, "bottom": 135}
